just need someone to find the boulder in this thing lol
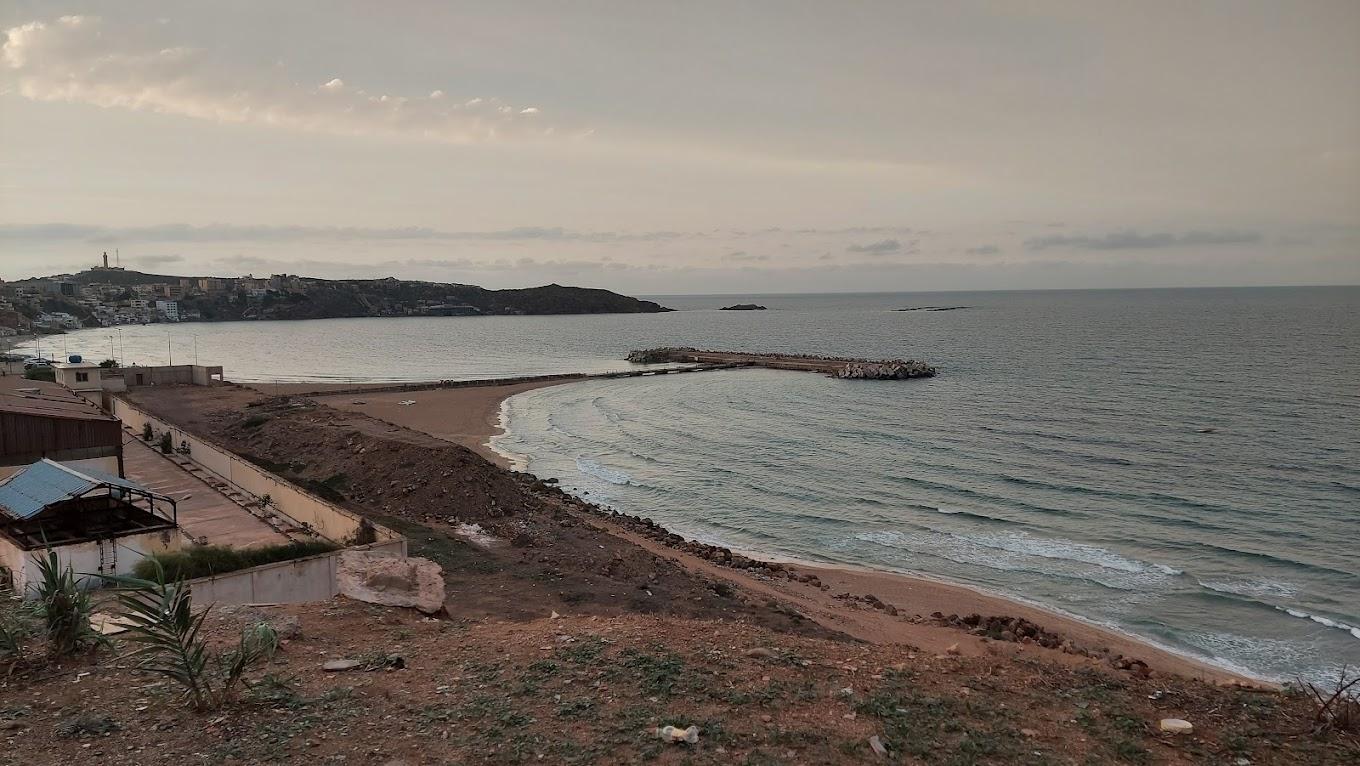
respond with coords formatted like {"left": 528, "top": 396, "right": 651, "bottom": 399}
{"left": 1158, "top": 718, "right": 1193, "bottom": 734}
{"left": 323, "top": 659, "right": 363, "bottom": 672}
{"left": 336, "top": 551, "right": 445, "bottom": 614}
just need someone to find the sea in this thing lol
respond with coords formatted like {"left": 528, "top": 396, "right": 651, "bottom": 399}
{"left": 52, "top": 286, "right": 1360, "bottom": 683}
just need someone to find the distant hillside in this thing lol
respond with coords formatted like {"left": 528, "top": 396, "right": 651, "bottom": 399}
{"left": 15, "top": 270, "right": 672, "bottom": 320}
{"left": 62, "top": 269, "right": 184, "bottom": 286}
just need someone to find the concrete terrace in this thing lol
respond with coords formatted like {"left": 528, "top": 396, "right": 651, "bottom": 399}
{"left": 120, "top": 430, "right": 289, "bottom": 548}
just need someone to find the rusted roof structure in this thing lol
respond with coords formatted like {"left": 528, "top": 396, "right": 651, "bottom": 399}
{"left": 0, "top": 459, "right": 177, "bottom": 550}
{"left": 0, "top": 381, "right": 123, "bottom": 473}
{"left": 0, "top": 459, "right": 153, "bottom": 520}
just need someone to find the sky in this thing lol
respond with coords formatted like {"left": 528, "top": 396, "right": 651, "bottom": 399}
{"left": 1, "top": 1, "right": 1357, "bottom": 294}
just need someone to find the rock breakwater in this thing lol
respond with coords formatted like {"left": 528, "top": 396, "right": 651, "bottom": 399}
{"left": 626, "top": 347, "right": 937, "bottom": 379}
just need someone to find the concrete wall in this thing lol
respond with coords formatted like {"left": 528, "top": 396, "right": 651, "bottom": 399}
{"left": 111, "top": 397, "right": 404, "bottom": 549}
{"left": 117, "top": 365, "right": 224, "bottom": 388}
{"left": 185, "top": 540, "right": 404, "bottom": 606}
{"left": 2, "top": 528, "right": 180, "bottom": 598}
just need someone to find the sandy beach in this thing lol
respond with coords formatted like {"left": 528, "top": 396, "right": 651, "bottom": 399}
{"left": 312, "top": 379, "right": 576, "bottom": 467}
{"left": 299, "top": 376, "right": 1257, "bottom": 685}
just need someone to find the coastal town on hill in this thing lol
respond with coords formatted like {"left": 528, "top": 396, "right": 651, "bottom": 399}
{"left": 0, "top": 254, "right": 668, "bottom": 339}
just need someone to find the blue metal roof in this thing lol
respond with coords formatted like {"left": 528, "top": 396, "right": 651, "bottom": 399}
{"left": 0, "top": 459, "right": 151, "bottom": 521}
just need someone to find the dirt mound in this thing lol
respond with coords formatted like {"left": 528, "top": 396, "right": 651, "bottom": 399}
{"left": 129, "top": 386, "right": 838, "bottom": 636}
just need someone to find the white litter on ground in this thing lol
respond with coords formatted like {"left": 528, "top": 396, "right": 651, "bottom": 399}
{"left": 454, "top": 522, "right": 502, "bottom": 548}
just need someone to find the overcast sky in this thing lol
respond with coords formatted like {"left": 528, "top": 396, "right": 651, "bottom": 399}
{"left": 1, "top": 1, "right": 1357, "bottom": 293}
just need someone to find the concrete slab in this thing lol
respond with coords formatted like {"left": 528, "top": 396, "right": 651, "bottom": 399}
{"left": 121, "top": 433, "right": 289, "bottom": 548}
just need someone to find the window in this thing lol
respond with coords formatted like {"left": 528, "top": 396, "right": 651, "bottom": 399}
{"left": 75, "top": 372, "right": 89, "bottom": 382}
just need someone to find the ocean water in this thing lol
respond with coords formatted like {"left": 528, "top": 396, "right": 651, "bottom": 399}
{"left": 56, "top": 287, "right": 1360, "bottom": 681}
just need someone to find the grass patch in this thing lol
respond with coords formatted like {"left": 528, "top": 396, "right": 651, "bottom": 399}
{"left": 305, "top": 473, "right": 349, "bottom": 502}
{"left": 133, "top": 540, "right": 339, "bottom": 581}
{"left": 240, "top": 414, "right": 271, "bottom": 429}
{"left": 619, "top": 647, "right": 686, "bottom": 698}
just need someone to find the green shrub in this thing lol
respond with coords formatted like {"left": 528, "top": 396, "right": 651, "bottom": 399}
{"left": 0, "top": 615, "right": 26, "bottom": 660}
{"left": 34, "top": 550, "right": 101, "bottom": 655}
{"left": 133, "top": 540, "right": 339, "bottom": 582}
{"left": 142, "top": 422, "right": 154, "bottom": 441}
{"left": 24, "top": 367, "right": 55, "bottom": 382}
{"left": 159, "top": 431, "right": 173, "bottom": 454}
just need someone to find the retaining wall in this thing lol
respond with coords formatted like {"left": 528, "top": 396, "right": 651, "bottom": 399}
{"left": 111, "top": 397, "right": 405, "bottom": 550}
{"left": 184, "top": 541, "right": 402, "bottom": 605}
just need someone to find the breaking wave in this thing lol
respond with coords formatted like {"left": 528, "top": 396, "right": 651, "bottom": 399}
{"left": 575, "top": 457, "right": 633, "bottom": 485}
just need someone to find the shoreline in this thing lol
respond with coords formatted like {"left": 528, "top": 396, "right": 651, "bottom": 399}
{"left": 301, "top": 375, "right": 1264, "bottom": 685}
{"left": 601, "top": 516, "right": 1258, "bottom": 685}
{"left": 311, "top": 378, "right": 576, "bottom": 468}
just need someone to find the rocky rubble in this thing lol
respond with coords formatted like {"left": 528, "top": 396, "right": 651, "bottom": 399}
{"left": 625, "top": 347, "right": 700, "bottom": 363}
{"left": 626, "top": 347, "right": 938, "bottom": 379}
{"left": 924, "top": 612, "right": 1153, "bottom": 678}
{"left": 833, "top": 360, "right": 936, "bottom": 379}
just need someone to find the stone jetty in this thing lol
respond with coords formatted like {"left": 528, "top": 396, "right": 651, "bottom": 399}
{"left": 626, "top": 347, "right": 936, "bottom": 379}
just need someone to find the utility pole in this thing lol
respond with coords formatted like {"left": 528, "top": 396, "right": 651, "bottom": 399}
{"left": 168, "top": 334, "right": 173, "bottom": 366}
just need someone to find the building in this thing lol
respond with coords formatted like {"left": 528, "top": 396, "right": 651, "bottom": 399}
{"left": 91, "top": 251, "right": 125, "bottom": 272}
{"left": 49, "top": 360, "right": 104, "bottom": 395}
{"left": 0, "top": 459, "right": 178, "bottom": 595}
{"left": 39, "top": 280, "right": 77, "bottom": 297}
{"left": 35, "top": 312, "right": 81, "bottom": 330}
{"left": 155, "top": 299, "right": 180, "bottom": 322}
{"left": 0, "top": 382, "right": 124, "bottom": 481}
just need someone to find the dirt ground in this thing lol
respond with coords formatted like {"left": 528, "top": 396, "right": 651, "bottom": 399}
{"left": 123, "top": 383, "right": 834, "bottom": 637}
{"left": 1, "top": 599, "right": 1354, "bottom": 765}
{"left": 11, "top": 382, "right": 1343, "bottom": 764}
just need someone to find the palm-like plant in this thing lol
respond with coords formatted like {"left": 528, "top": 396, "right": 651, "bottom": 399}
{"left": 104, "top": 565, "right": 278, "bottom": 710}
{"left": 0, "top": 617, "right": 24, "bottom": 660}
{"left": 33, "top": 549, "right": 99, "bottom": 655}
{"left": 110, "top": 572, "right": 213, "bottom": 708}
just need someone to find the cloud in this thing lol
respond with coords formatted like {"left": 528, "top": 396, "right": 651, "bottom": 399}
{"left": 2, "top": 16, "right": 563, "bottom": 144}
{"left": 846, "top": 238, "right": 902, "bottom": 254}
{"left": 0, "top": 222, "right": 685, "bottom": 244}
{"left": 794, "top": 226, "right": 914, "bottom": 235}
{"left": 129, "top": 254, "right": 185, "bottom": 266}
{"left": 965, "top": 244, "right": 1000, "bottom": 256}
{"left": 1025, "top": 229, "right": 1262, "bottom": 251}
{"left": 723, "top": 250, "right": 768, "bottom": 262}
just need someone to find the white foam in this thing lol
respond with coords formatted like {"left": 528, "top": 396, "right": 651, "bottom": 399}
{"left": 852, "top": 529, "right": 1180, "bottom": 591}
{"left": 575, "top": 457, "right": 632, "bottom": 485}
{"left": 1199, "top": 577, "right": 1299, "bottom": 600}
{"left": 1273, "top": 606, "right": 1360, "bottom": 641}
{"left": 966, "top": 531, "right": 1173, "bottom": 576}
